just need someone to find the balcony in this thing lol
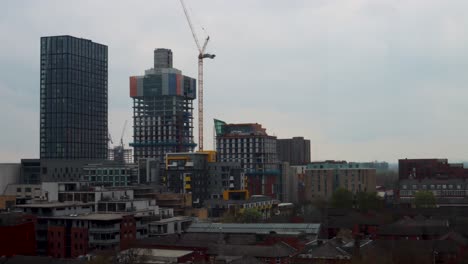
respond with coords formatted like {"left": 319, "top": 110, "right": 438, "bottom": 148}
{"left": 89, "top": 238, "right": 119, "bottom": 245}
{"left": 89, "top": 225, "right": 120, "bottom": 233}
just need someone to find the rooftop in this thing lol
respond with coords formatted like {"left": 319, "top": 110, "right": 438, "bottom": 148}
{"left": 149, "top": 216, "right": 192, "bottom": 224}
{"left": 207, "top": 242, "right": 296, "bottom": 258}
{"left": 187, "top": 223, "right": 321, "bottom": 235}
{"left": 16, "top": 202, "right": 92, "bottom": 209}
{"left": 47, "top": 213, "right": 129, "bottom": 221}
{"left": 120, "top": 248, "right": 193, "bottom": 258}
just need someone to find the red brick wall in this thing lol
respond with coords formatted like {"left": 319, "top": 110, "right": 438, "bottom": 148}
{"left": 70, "top": 227, "right": 88, "bottom": 258}
{"left": 48, "top": 226, "right": 66, "bottom": 258}
{"left": 0, "top": 222, "right": 36, "bottom": 256}
{"left": 120, "top": 215, "right": 136, "bottom": 250}
{"left": 264, "top": 175, "right": 278, "bottom": 198}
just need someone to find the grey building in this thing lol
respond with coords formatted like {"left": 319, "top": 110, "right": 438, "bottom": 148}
{"left": 0, "top": 163, "right": 20, "bottom": 194}
{"left": 20, "top": 159, "right": 41, "bottom": 184}
{"left": 214, "top": 120, "right": 280, "bottom": 199}
{"left": 129, "top": 49, "right": 196, "bottom": 163}
{"left": 82, "top": 162, "right": 138, "bottom": 187}
{"left": 165, "top": 152, "right": 244, "bottom": 207}
{"left": 277, "top": 137, "right": 311, "bottom": 166}
{"left": 40, "top": 35, "right": 108, "bottom": 160}
{"left": 280, "top": 162, "right": 298, "bottom": 203}
{"left": 153, "top": 48, "right": 173, "bottom": 69}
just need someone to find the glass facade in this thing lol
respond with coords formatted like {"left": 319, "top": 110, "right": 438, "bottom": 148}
{"left": 40, "top": 36, "right": 108, "bottom": 159}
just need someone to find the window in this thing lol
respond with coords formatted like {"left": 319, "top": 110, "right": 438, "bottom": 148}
{"left": 16, "top": 188, "right": 22, "bottom": 192}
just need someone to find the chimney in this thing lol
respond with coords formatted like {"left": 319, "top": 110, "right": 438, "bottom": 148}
{"left": 353, "top": 234, "right": 362, "bottom": 260}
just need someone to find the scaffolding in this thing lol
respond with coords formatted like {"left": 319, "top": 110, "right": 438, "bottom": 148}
{"left": 131, "top": 92, "right": 195, "bottom": 162}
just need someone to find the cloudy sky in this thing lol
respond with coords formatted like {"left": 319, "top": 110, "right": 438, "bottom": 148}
{"left": 1, "top": 0, "right": 468, "bottom": 163}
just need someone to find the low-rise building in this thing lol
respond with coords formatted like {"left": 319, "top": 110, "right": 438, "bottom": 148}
{"left": 0, "top": 212, "right": 37, "bottom": 257}
{"left": 15, "top": 202, "right": 139, "bottom": 258}
{"left": 398, "top": 178, "right": 468, "bottom": 207}
{"left": 148, "top": 216, "right": 192, "bottom": 236}
{"left": 204, "top": 194, "right": 276, "bottom": 219}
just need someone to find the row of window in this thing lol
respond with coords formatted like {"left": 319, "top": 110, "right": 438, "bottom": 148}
{"left": 400, "top": 190, "right": 466, "bottom": 197}
{"left": 402, "top": 184, "right": 464, "bottom": 190}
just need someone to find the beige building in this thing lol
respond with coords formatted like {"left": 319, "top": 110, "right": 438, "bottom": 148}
{"left": 304, "top": 161, "right": 376, "bottom": 201}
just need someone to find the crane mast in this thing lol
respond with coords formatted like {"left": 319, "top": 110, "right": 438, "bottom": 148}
{"left": 179, "top": 0, "right": 215, "bottom": 151}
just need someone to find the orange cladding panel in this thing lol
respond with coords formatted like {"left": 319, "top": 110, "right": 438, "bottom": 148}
{"left": 130, "top": 76, "right": 137, "bottom": 97}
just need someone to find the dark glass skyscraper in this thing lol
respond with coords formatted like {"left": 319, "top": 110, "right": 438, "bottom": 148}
{"left": 40, "top": 36, "right": 108, "bottom": 159}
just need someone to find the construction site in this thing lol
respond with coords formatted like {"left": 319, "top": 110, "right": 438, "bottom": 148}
{"left": 129, "top": 49, "right": 197, "bottom": 163}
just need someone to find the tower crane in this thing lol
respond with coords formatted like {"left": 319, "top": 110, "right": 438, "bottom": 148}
{"left": 120, "top": 120, "right": 128, "bottom": 150}
{"left": 179, "top": 0, "right": 215, "bottom": 151}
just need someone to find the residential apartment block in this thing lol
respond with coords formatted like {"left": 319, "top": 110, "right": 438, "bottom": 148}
{"left": 304, "top": 161, "right": 376, "bottom": 200}
{"left": 277, "top": 137, "right": 311, "bottom": 165}
{"left": 214, "top": 120, "right": 280, "bottom": 199}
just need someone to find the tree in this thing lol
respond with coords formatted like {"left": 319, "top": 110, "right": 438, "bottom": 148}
{"left": 240, "top": 208, "right": 262, "bottom": 223}
{"left": 356, "top": 192, "right": 383, "bottom": 212}
{"left": 330, "top": 188, "right": 354, "bottom": 209}
{"left": 414, "top": 190, "right": 436, "bottom": 208}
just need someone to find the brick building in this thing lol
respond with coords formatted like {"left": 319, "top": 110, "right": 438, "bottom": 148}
{"left": 0, "top": 212, "right": 37, "bottom": 256}
{"left": 399, "top": 158, "right": 468, "bottom": 180}
{"left": 16, "top": 202, "right": 141, "bottom": 258}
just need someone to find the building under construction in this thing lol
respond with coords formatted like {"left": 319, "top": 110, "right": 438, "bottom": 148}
{"left": 214, "top": 119, "right": 281, "bottom": 199}
{"left": 130, "top": 49, "right": 196, "bottom": 163}
{"left": 108, "top": 146, "right": 132, "bottom": 164}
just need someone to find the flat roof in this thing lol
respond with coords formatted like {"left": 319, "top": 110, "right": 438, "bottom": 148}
{"left": 48, "top": 213, "right": 128, "bottom": 221}
{"left": 121, "top": 248, "right": 193, "bottom": 258}
{"left": 149, "top": 216, "right": 192, "bottom": 224}
{"left": 187, "top": 223, "right": 321, "bottom": 235}
{"left": 16, "top": 202, "right": 92, "bottom": 208}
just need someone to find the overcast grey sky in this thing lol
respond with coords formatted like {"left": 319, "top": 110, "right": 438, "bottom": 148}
{"left": 1, "top": 0, "right": 468, "bottom": 163}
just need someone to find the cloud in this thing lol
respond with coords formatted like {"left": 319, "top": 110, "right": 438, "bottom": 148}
{"left": 1, "top": 0, "right": 468, "bottom": 162}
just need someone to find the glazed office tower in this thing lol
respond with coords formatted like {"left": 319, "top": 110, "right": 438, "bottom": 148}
{"left": 130, "top": 49, "right": 196, "bottom": 163}
{"left": 40, "top": 36, "right": 108, "bottom": 159}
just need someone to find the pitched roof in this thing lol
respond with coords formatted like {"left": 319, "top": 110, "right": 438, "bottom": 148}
{"left": 187, "top": 223, "right": 321, "bottom": 235}
{"left": 208, "top": 242, "right": 296, "bottom": 258}
{"left": 137, "top": 233, "right": 257, "bottom": 248}
{"left": 303, "top": 242, "right": 351, "bottom": 259}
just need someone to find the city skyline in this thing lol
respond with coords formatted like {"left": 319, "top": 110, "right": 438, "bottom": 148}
{"left": 1, "top": 0, "right": 468, "bottom": 162}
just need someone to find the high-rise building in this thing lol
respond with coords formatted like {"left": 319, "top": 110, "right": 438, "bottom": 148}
{"left": 277, "top": 137, "right": 311, "bottom": 165}
{"left": 130, "top": 49, "right": 196, "bottom": 163}
{"left": 214, "top": 119, "right": 281, "bottom": 199}
{"left": 40, "top": 35, "right": 108, "bottom": 159}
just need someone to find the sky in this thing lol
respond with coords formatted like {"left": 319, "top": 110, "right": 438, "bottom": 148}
{"left": 1, "top": 0, "right": 468, "bottom": 163}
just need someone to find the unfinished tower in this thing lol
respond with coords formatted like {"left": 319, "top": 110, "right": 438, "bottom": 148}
{"left": 214, "top": 119, "right": 281, "bottom": 199}
{"left": 130, "top": 49, "right": 196, "bottom": 163}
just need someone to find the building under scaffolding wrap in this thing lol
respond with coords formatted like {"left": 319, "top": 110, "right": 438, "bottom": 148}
{"left": 130, "top": 49, "right": 196, "bottom": 163}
